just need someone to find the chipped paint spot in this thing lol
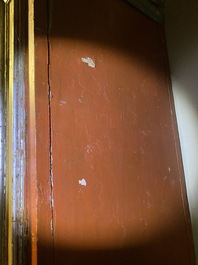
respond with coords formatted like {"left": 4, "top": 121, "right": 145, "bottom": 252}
{"left": 79, "top": 97, "right": 84, "bottom": 103}
{"left": 81, "top": 57, "right": 95, "bottom": 68}
{"left": 79, "top": 178, "right": 87, "bottom": 187}
{"left": 60, "top": 100, "right": 67, "bottom": 105}
{"left": 86, "top": 144, "right": 93, "bottom": 154}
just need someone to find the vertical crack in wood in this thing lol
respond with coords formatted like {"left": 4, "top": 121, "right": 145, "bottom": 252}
{"left": 47, "top": 0, "right": 54, "bottom": 262}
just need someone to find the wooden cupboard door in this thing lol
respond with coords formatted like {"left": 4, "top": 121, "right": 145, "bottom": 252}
{"left": 35, "top": 0, "right": 195, "bottom": 264}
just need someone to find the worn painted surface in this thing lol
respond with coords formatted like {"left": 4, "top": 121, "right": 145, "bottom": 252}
{"left": 35, "top": 0, "right": 195, "bottom": 264}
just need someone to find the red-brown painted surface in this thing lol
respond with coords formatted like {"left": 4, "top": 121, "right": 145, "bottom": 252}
{"left": 34, "top": 0, "right": 195, "bottom": 264}
{"left": 34, "top": 0, "right": 53, "bottom": 263}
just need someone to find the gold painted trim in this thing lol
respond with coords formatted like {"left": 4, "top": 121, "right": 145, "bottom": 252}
{"left": 28, "top": 0, "right": 38, "bottom": 264}
{"left": 5, "top": 0, "right": 14, "bottom": 264}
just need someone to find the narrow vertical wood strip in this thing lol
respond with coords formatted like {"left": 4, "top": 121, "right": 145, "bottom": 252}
{"left": 34, "top": 0, "right": 54, "bottom": 262}
{"left": 28, "top": 0, "right": 37, "bottom": 264}
{"left": 6, "top": 1, "right": 14, "bottom": 264}
{"left": 0, "top": 2, "right": 5, "bottom": 263}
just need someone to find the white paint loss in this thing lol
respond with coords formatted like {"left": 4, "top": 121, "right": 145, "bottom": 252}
{"left": 78, "top": 178, "right": 87, "bottom": 186}
{"left": 81, "top": 57, "right": 95, "bottom": 68}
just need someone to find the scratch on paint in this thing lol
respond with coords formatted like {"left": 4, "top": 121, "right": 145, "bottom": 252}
{"left": 92, "top": 76, "right": 109, "bottom": 101}
{"left": 81, "top": 57, "right": 95, "bottom": 68}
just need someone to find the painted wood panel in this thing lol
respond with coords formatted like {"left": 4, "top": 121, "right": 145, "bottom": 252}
{"left": 35, "top": 0, "right": 195, "bottom": 264}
